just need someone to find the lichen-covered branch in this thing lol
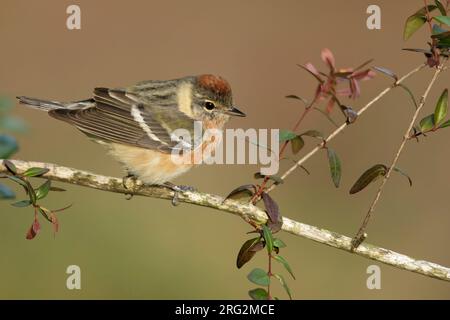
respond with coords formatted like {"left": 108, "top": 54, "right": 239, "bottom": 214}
{"left": 1, "top": 159, "right": 450, "bottom": 282}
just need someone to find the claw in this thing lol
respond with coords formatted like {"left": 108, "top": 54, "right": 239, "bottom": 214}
{"left": 163, "top": 182, "right": 196, "bottom": 206}
{"left": 122, "top": 173, "right": 140, "bottom": 200}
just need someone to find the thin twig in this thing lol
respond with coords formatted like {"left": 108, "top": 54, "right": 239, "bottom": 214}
{"left": 251, "top": 98, "right": 317, "bottom": 203}
{"left": 423, "top": 0, "right": 434, "bottom": 34}
{"left": 1, "top": 159, "right": 450, "bottom": 282}
{"left": 266, "top": 63, "right": 427, "bottom": 194}
{"left": 352, "top": 62, "right": 447, "bottom": 249}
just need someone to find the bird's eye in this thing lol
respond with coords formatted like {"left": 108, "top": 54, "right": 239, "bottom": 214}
{"left": 204, "top": 101, "right": 215, "bottom": 111}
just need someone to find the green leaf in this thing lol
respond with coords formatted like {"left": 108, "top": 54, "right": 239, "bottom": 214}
{"left": 247, "top": 268, "right": 270, "bottom": 286}
{"left": 23, "top": 167, "right": 50, "bottom": 177}
{"left": 236, "top": 237, "right": 262, "bottom": 269}
{"left": 273, "top": 238, "right": 287, "bottom": 249}
{"left": 327, "top": 148, "right": 341, "bottom": 188}
{"left": 0, "top": 97, "right": 13, "bottom": 113}
{"left": 435, "top": 0, "right": 447, "bottom": 16}
{"left": 416, "top": 5, "right": 438, "bottom": 16}
{"left": 248, "top": 288, "right": 269, "bottom": 300}
{"left": 404, "top": 14, "right": 427, "bottom": 40}
{"left": 262, "top": 225, "right": 274, "bottom": 254}
{"left": 273, "top": 255, "right": 295, "bottom": 279}
{"left": 279, "top": 130, "right": 297, "bottom": 142}
{"left": 439, "top": 119, "right": 450, "bottom": 128}
{"left": 11, "top": 199, "right": 32, "bottom": 207}
{"left": 398, "top": 84, "right": 418, "bottom": 109}
{"left": 0, "top": 183, "right": 15, "bottom": 199}
{"left": 419, "top": 114, "right": 435, "bottom": 132}
{"left": 392, "top": 167, "right": 413, "bottom": 187}
{"left": 285, "top": 95, "right": 308, "bottom": 105}
{"left": 273, "top": 273, "right": 292, "bottom": 300}
{"left": 434, "top": 89, "right": 448, "bottom": 126}
{"left": 350, "top": 164, "right": 388, "bottom": 194}
{"left": 0, "top": 116, "right": 27, "bottom": 133}
{"left": 6, "top": 175, "right": 28, "bottom": 188}
{"left": 290, "top": 136, "right": 304, "bottom": 155}
{"left": 301, "top": 130, "right": 325, "bottom": 139}
{"left": 372, "top": 66, "right": 398, "bottom": 81}
{"left": 224, "top": 184, "right": 256, "bottom": 201}
{"left": 38, "top": 207, "right": 52, "bottom": 222}
{"left": 50, "top": 186, "right": 66, "bottom": 192}
{"left": 404, "top": 5, "right": 437, "bottom": 40}
{"left": 432, "top": 30, "right": 450, "bottom": 39}
{"left": 433, "top": 24, "right": 448, "bottom": 35}
{"left": 3, "top": 159, "right": 17, "bottom": 174}
{"left": 35, "top": 180, "right": 51, "bottom": 200}
{"left": 0, "top": 135, "right": 18, "bottom": 159}
{"left": 434, "top": 16, "right": 450, "bottom": 26}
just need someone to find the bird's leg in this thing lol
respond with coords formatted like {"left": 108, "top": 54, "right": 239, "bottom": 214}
{"left": 162, "top": 182, "right": 196, "bottom": 206}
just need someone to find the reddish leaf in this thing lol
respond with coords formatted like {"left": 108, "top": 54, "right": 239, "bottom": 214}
{"left": 350, "top": 69, "right": 376, "bottom": 81}
{"left": 325, "top": 97, "right": 335, "bottom": 114}
{"left": 299, "top": 64, "right": 324, "bottom": 83}
{"left": 268, "top": 219, "right": 283, "bottom": 233}
{"left": 321, "top": 48, "right": 336, "bottom": 71}
{"left": 236, "top": 237, "right": 263, "bottom": 269}
{"left": 51, "top": 213, "right": 59, "bottom": 234}
{"left": 26, "top": 219, "right": 40, "bottom": 240}
{"left": 261, "top": 192, "right": 280, "bottom": 224}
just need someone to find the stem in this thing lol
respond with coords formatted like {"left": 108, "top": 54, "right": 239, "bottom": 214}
{"left": 266, "top": 63, "right": 427, "bottom": 194}
{"left": 251, "top": 99, "right": 316, "bottom": 204}
{"left": 351, "top": 62, "right": 447, "bottom": 249}
{"left": 267, "top": 253, "right": 273, "bottom": 299}
{"left": 423, "top": 0, "right": 433, "bottom": 34}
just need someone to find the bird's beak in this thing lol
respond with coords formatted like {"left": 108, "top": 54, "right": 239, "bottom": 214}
{"left": 224, "top": 106, "right": 246, "bottom": 117}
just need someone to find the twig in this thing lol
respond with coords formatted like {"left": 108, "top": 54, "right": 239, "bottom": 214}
{"left": 251, "top": 98, "right": 317, "bottom": 203}
{"left": 352, "top": 62, "right": 447, "bottom": 249}
{"left": 1, "top": 159, "right": 450, "bottom": 282}
{"left": 266, "top": 63, "right": 427, "bottom": 194}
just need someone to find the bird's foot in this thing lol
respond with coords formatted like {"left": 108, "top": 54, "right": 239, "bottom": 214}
{"left": 122, "top": 173, "right": 143, "bottom": 200}
{"left": 163, "top": 182, "right": 196, "bottom": 206}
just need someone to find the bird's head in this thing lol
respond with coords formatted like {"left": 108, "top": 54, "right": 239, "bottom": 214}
{"left": 188, "top": 74, "right": 245, "bottom": 124}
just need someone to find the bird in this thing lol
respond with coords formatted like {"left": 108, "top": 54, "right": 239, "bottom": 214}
{"left": 17, "top": 74, "right": 245, "bottom": 200}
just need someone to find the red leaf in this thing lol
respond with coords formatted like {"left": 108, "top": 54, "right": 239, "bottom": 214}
{"left": 321, "top": 48, "right": 336, "bottom": 71}
{"left": 351, "top": 69, "right": 376, "bottom": 81}
{"left": 51, "top": 213, "right": 59, "bottom": 234}
{"left": 26, "top": 219, "right": 40, "bottom": 240}
{"left": 349, "top": 78, "right": 361, "bottom": 99}
{"left": 261, "top": 192, "right": 280, "bottom": 224}
{"left": 326, "top": 97, "right": 335, "bottom": 114}
{"left": 304, "top": 62, "right": 320, "bottom": 76}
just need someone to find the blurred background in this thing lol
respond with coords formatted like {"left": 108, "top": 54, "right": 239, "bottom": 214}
{"left": 1, "top": 0, "right": 450, "bottom": 299}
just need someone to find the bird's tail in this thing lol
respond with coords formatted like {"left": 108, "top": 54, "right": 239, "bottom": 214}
{"left": 17, "top": 96, "right": 65, "bottom": 112}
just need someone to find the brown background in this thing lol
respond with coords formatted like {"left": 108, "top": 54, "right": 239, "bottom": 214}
{"left": 1, "top": 0, "right": 449, "bottom": 299}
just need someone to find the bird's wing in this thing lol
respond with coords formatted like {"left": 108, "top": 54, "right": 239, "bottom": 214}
{"left": 49, "top": 86, "right": 197, "bottom": 153}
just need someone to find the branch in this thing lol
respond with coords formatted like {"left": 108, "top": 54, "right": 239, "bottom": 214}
{"left": 2, "top": 159, "right": 450, "bottom": 282}
{"left": 266, "top": 63, "right": 427, "bottom": 194}
{"left": 352, "top": 62, "right": 447, "bottom": 248}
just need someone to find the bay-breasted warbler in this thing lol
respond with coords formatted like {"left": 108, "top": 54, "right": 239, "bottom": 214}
{"left": 18, "top": 74, "right": 245, "bottom": 191}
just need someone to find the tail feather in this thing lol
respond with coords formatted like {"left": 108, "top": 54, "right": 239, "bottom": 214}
{"left": 17, "top": 96, "right": 64, "bottom": 111}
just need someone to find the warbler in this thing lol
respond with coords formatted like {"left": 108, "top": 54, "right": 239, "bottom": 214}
{"left": 18, "top": 74, "right": 245, "bottom": 194}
